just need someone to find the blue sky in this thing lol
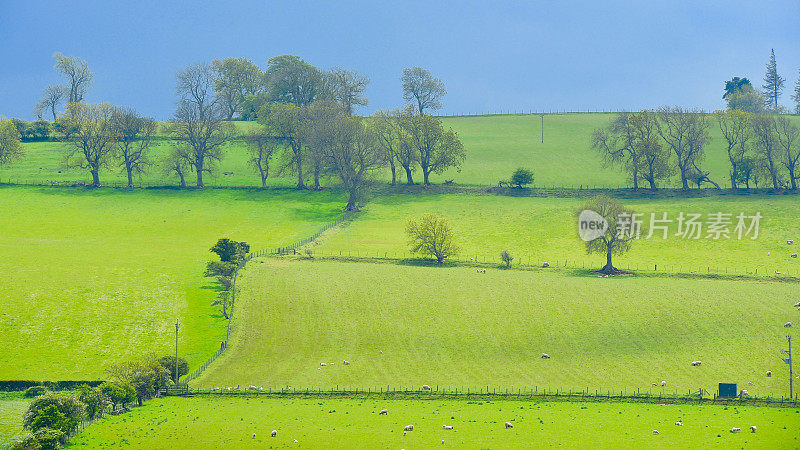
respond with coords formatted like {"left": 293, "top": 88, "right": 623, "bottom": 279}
{"left": 1, "top": 0, "right": 798, "bottom": 120}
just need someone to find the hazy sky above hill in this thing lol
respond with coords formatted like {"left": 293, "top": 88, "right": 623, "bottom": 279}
{"left": 1, "top": 0, "right": 798, "bottom": 120}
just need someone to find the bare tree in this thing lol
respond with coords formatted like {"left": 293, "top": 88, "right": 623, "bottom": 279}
{"left": 399, "top": 110, "right": 465, "bottom": 185}
{"left": 792, "top": 69, "right": 800, "bottom": 114}
{"left": 323, "top": 67, "right": 370, "bottom": 115}
{"left": 401, "top": 67, "right": 446, "bottom": 115}
{"left": 577, "top": 196, "right": 637, "bottom": 275}
{"left": 169, "top": 63, "right": 233, "bottom": 187}
{"left": 53, "top": 52, "right": 93, "bottom": 104}
{"left": 656, "top": 106, "right": 710, "bottom": 190}
{"left": 371, "top": 109, "right": 403, "bottom": 185}
{"left": 59, "top": 102, "right": 117, "bottom": 187}
{"left": 244, "top": 131, "right": 277, "bottom": 188}
{"left": 35, "top": 85, "right": 66, "bottom": 121}
{"left": 751, "top": 114, "right": 782, "bottom": 190}
{"left": 111, "top": 107, "right": 157, "bottom": 188}
{"left": 776, "top": 116, "right": 800, "bottom": 190}
{"left": 258, "top": 102, "right": 306, "bottom": 189}
{"left": 715, "top": 109, "right": 753, "bottom": 189}
{"left": 161, "top": 147, "right": 189, "bottom": 188}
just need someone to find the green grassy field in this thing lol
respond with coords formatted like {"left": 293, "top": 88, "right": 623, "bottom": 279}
{"left": 315, "top": 193, "right": 800, "bottom": 276}
{"left": 0, "top": 394, "right": 27, "bottom": 446}
{"left": 5, "top": 114, "right": 799, "bottom": 189}
{"left": 69, "top": 396, "right": 800, "bottom": 448}
{"left": 194, "top": 259, "right": 797, "bottom": 396}
{"left": 0, "top": 186, "right": 343, "bottom": 380}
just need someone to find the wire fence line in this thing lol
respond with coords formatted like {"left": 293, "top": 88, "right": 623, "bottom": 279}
{"left": 182, "top": 212, "right": 355, "bottom": 385}
{"left": 174, "top": 385, "right": 799, "bottom": 407}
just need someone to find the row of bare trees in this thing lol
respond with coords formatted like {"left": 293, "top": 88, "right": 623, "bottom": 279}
{"left": 594, "top": 107, "right": 800, "bottom": 190}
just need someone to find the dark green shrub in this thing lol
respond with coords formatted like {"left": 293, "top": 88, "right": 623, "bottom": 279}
{"left": 99, "top": 381, "right": 135, "bottom": 411}
{"left": 159, "top": 356, "right": 189, "bottom": 381}
{"left": 77, "top": 384, "right": 107, "bottom": 420}
{"left": 11, "top": 428, "right": 66, "bottom": 450}
{"left": 22, "top": 393, "right": 84, "bottom": 436}
{"left": 510, "top": 168, "right": 534, "bottom": 188}
{"left": 24, "top": 386, "right": 48, "bottom": 398}
{"left": 210, "top": 238, "right": 250, "bottom": 262}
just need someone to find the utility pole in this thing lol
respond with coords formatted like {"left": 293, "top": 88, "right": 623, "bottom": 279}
{"left": 783, "top": 335, "right": 793, "bottom": 399}
{"left": 540, "top": 114, "right": 544, "bottom": 143}
{"left": 175, "top": 319, "right": 180, "bottom": 385}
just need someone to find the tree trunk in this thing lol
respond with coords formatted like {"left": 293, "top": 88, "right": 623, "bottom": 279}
{"left": 790, "top": 171, "right": 798, "bottom": 190}
{"left": 680, "top": 171, "right": 689, "bottom": 190}
{"left": 404, "top": 166, "right": 414, "bottom": 185}
{"left": 423, "top": 169, "right": 430, "bottom": 186}
{"left": 730, "top": 169, "right": 738, "bottom": 190}
{"left": 126, "top": 165, "right": 134, "bottom": 188}
{"left": 50, "top": 105, "right": 57, "bottom": 121}
{"left": 178, "top": 169, "right": 186, "bottom": 188}
{"left": 632, "top": 172, "right": 639, "bottom": 190}
{"left": 137, "top": 397, "right": 143, "bottom": 407}
{"left": 90, "top": 170, "right": 100, "bottom": 187}
{"left": 261, "top": 175, "right": 267, "bottom": 189}
{"left": 389, "top": 161, "right": 396, "bottom": 186}
{"left": 344, "top": 189, "right": 360, "bottom": 212}
{"left": 196, "top": 169, "right": 204, "bottom": 188}
{"left": 313, "top": 167, "right": 320, "bottom": 190}
{"left": 601, "top": 250, "right": 615, "bottom": 274}
{"left": 648, "top": 178, "right": 657, "bottom": 191}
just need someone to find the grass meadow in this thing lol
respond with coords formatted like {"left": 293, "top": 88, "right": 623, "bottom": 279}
{"left": 315, "top": 193, "right": 800, "bottom": 276}
{"left": 4, "top": 114, "right": 800, "bottom": 189}
{"left": 195, "top": 259, "right": 797, "bottom": 396}
{"left": 70, "top": 395, "right": 800, "bottom": 448}
{"left": 0, "top": 186, "right": 343, "bottom": 380}
{"left": 0, "top": 394, "right": 27, "bottom": 446}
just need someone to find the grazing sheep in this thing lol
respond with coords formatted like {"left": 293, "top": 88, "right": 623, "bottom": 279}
{"left": 788, "top": 240, "right": 794, "bottom": 245}
{"left": 792, "top": 253, "right": 798, "bottom": 258}
{"left": 343, "top": 360, "right": 350, "bottom": 365}
{"left": 741, "top": 389, "right": 749, "bottom": 397}
{"left": 767, "top": 371, "right": 772, "bottom": 377}
{"left": 652, "top": 430, "right": 659, "bottom": 435}
{"left": 443, "top": 425, "right": 453, "bottom": 430}
{"left": 294, "top": 439, "right": 298, "bottom": 443}
{"left": 652, "top": 382, "right": 657, "bottom": 386}
{"left": 675, "top": 421, "right": 683, "bottom": 426}
{"left": 379, "top": 409, "right": 388, "bottom": 415}
{"left": 320, "top": 362, "right": 327, "bottom": 366}
{"left": 252, "top": 433, "right": 256, "bottom": 438}
{"left": 661, "top": 380, "right": 666, "bottom": 387}
{"left": 248, "top": 385, "right": 258, "bottom": 391}
{"left": 271, "top": 430, "right": 277, "bottom": 437}
{"left": 404, "top": 424, "right": 414, "bottom": 431}
{"left": 505, "top": 422, "right": 514, "bottom": 429}
{"left": 750, "top": 425, "right": 757, "bottom": 433}
{"left": 785, "top": 322, "right": 792, "bottom": 328}
{"left": 691, "top": 361, "right": 702, "bottom": 366}
{"left": 794, "top": 302, "right": 800, "bottom": 308}
{"left": 422, "top": 384, "right": 431, "bottom": 390}
{"left": 730, "top": 427, "right": 741, "bottom": 433}
{"left": 542, "top": 262, "right": 550, "bottom": 268}
{"left": 541, "top": 353, "right": 551, "bottom": 359}
{"left": 748, "top": 381, "right": 753, "bottom": 385}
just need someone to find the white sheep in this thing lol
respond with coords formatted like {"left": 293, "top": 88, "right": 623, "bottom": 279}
{"left": 541, "top": 353, "right": 551, "bottom": 359}
{"left": 788, "top": 240, "right": 794, "bottom": 245}
{"left": 730, "top": 427, "right": 741, "bottom": 433}
{"left": 741, "top": 389, "right": 749, "bottom": 397}
{"left": 320, "top": 362, "right": 327, "bottom": 366}
{"left": 443, "top": 425, "right": 453, "bottom": 430}
{"left": 271, "top": 430, "right": 277, "bottom": 437}
{"left": 542, "top": 262, "right": 550, "bottom": 268}
{"left": 343, "top": 360, "right": 350, "bottom": 365}
{"left": 404, "top": 424, "right": 414, "bottom": 431}
{"left": 794, "top": 302, "right": 800, "bottom": 308}
{"left": 252, "top": 433, "right": 256, "bottom": 438}
{"left": 750, "top": 425, "right": 757, "bottom": 433}
{"left": 379, "top": 409, "right": 388, "bottom": 415}
{"left": 661, "top": 380, "right": 666, "bottom": 387}
{"left": 675, "top": 421, "right": 683, "bottom": 426}
{"left": 248, "top": 385, "right": 258, "bottom": 390}
{"left": 767, "top": 371, "right": 772, "bottom": 377}
{"left": 505, "top": 422, "right": 514, "bottom": 428}
{"left": 792, "top": 253, "right": 798, "bottom": 258}
{"left": 422, "top": 384, "right": 431, "bottom": 390}
{"left": 785, "top": 322, "right": 792, "bottom": 328}
{"left": 691, "top": 361, "right": 702, "bottom": 366}
{"left": 651, "top": 382, "right": 657, "bottom": 386}
{"left": 652, "top": 430, "right": 659, "bottom": 435}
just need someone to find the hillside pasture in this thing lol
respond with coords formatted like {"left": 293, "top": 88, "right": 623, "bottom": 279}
{"left": 315, "top": 193, "right": 800, "bottom": 276}
{"left": 70, "top": 395, "right": 800, "bottom": 448}
{"left": 194, "top": 259, "right": 797, "bottom": 396}
{"left": 0, "top": 186, "right": 343, "bottom": 380}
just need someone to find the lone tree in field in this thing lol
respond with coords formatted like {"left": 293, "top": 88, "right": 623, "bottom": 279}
{"left": 401, "top": 67, "right": 446, "bottom": 115}
{"left": 111, "top": 107, "right": 157, "bottom": 188}
{"left": 762, "top": 49, "right": 785, "bottom": 111}
{"left": 511, "top": 168, "right": 534, "bottom": 188}
{"left": 406, "top": 214, "right": 459, "bottom": 264}
{"left": 60, "top": 102, "right": 117, "bottom": 187}
{"left": 0, "top": 120, "right": 24, "bottom": 168}
{"left": 169, "top": 62, "right": 234, "bottom": 187}
{"left": 577, "top": 196, "right": 638, "bottom": 275}
{"left": 500, "top": 249, "right": 513, "bottom": 268}
{"left": 212, "top": 57, "right": 264, "bottom": 120}
{"left": 53, "top": 52, "right": 93, "bottom": 104}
